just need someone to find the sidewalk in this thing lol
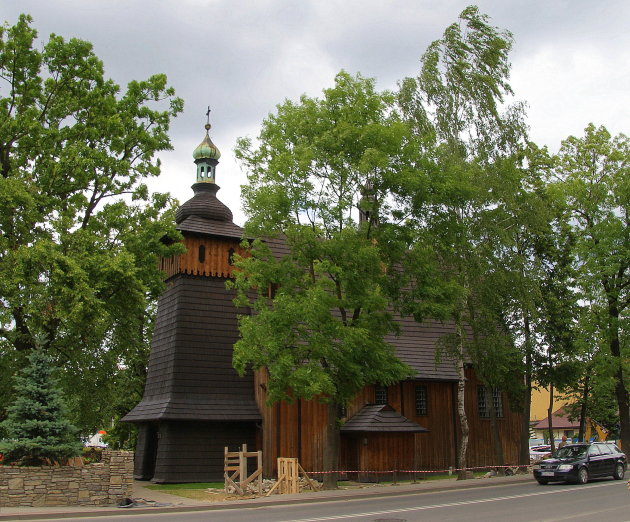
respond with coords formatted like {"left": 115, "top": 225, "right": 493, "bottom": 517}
{"left": 0, "top": 473, "right": 533, "bottom": 520}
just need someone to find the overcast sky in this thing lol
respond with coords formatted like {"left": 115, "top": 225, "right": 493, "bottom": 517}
{"left": 3, "top": 1, "right": 629, "bottom": 224}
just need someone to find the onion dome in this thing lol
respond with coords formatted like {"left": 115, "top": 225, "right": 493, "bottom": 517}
{"left": 193, "top": 123, "right": 221, "bottom": 161}
{"left": 192, "top": 121, "right": 221, "bottom": 184}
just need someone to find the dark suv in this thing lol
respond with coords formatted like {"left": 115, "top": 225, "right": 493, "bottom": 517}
{"left": 533, "top": 442, "right": 626, "bottom": 485}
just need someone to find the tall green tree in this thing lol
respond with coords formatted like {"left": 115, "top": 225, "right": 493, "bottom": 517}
{"left": 0, "top": 340, "right": 82, "bottom": 465}
{"left": 559, "top": 302, "right": 619, "bottom": 442}
{"left": 397, "top": 5, "right": 528, "bottom": 476}
{"left": 555, "top": 124, "right": 630, "bottom": 452}
{"left": 232, "top": 71, "right": 413, "bottom": 489}
{"left": 483, "top": 143, "right": 578, "bottom": 464}
{"left": 0, "top": 14, "right": 184, "bottom": 434}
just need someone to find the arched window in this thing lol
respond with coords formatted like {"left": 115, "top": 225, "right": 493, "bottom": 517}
{"left": 198, "top": 245, "right": 206, "bottom": 263}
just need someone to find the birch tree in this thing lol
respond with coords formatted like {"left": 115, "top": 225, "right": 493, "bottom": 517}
{"left": 397, "top": 5, "right": 527, "bottom": 477}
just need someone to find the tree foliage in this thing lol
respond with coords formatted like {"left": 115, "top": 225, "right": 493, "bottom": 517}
{"left": 0, "top": 14, "right": 184, "bottom": 435}
{"left": 554, "top": 123, "right": 630, "bottom": 452}
{"left": 232, "top": 71, "right": 413, "bottom": 488}
{"left": 396, "top": 5, "right": 529, "bottom": 475}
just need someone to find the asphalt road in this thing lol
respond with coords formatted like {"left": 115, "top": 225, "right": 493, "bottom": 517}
{"left": 24, "top": 479, "right": 630, "bottom": 522}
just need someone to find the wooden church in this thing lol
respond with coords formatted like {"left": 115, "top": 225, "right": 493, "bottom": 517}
{"left": 123, "top": 122, "right": 523, "bottom": 483}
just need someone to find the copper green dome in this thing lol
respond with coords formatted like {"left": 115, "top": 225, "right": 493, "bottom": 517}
{"left": 192, "top": 124, "right": 221, "bottom": 160}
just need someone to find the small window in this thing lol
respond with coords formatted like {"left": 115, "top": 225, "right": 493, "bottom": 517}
{"left": 375, "top": 385, "right": 388, "bottom": 405}
{"left": 478, "top": 386, "right": 503, "bottom": 418}
{"left": 478, "top": 386, "right": 488, "bottom": 418}
{"left": 228, "top": 247, "right": 235, "bottom": 266}
{"left": 415, "top": 385, "right": 428, "bottom": 416}
{"left": 198, "top": 245, "right": 206, "bottom": 263}
{"left": 492, "top": 388, "right": 504, "bottom": 418}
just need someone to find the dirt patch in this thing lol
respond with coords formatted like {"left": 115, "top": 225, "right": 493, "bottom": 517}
{"left": 158, "top": 488, "right": 256, "bottom": 502}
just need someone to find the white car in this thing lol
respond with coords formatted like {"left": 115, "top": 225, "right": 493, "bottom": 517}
{"left": 530, "top": 445, "right": 552, "bottom": 461}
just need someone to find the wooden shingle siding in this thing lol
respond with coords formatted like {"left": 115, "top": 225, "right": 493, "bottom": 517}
{"left": 123, "top": 275, "right": 259, "bottom": 423}
{"left": 151, "top": 421, "right": 256, "bottom": 483}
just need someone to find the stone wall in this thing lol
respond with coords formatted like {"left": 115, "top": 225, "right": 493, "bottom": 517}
{"left": 0, "top": 450, "right": 133, "bottom": 507}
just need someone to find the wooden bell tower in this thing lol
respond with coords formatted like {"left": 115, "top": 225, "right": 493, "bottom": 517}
{"left": 123, "top": 117, "right": 260, "bottom": 483}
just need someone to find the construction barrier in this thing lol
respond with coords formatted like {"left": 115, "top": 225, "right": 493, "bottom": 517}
{"left": 305, "top": 464, "right": 523, "bottom": 483}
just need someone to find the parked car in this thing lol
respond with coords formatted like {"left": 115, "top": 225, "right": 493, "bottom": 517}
{"left": 532, "top": 442, "right": 627, "bottom": 485}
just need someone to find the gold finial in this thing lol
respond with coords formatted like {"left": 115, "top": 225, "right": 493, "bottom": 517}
{"left": 205, "top": 106, "right": 211, "bottom": 131}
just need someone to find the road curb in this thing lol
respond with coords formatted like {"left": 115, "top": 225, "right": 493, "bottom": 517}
{"left": 0, "top": 474, "right": 533, "bottom": 520}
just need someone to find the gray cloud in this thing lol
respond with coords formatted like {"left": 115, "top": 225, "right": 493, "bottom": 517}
{"left": 3, "top": 0, "right": 629, "bottom": 223}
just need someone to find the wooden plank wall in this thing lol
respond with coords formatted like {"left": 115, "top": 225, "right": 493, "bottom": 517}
{"left": 256, "top": 372, "right": 523, "bottom": 475}
{"left": 254, "top": 369, "right": 372, "bottom": 476}
{"left": 340, "top": 381, "right": 457, "bottom": 472}
{"left": 159, "top": 237, "right": 247, "bottom": 279}
{"left": 348, "top": 432, "right": 416, "bottom": 473}
{"left": 463, "top": 368, "right": 522, "bottom": 468}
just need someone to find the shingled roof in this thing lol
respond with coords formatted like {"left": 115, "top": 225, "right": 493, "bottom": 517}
{"left": 177, "top": 214, "right": 244, "bottom": 239}
{"left": 341, "top": 404, "right": 428, "bottom": 433}
{"left": 175, "top": 183, "right": 244, "bottom": 239}
{"left": 263, "top": 236, "right": 460, "bottom": 382}
{"left": 387, "top": 315, "right": 460, "bottom": 381}
{"left": 532, "top": 406, "right": 580, "bottom": 430}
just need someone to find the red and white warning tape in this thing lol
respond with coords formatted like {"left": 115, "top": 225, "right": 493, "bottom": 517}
{"left": 307, "top": 465, "right": 520, "bottom": 475}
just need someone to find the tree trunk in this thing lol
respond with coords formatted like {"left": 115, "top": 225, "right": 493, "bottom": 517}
{"left": 487, "top": 387, "right": 505, "bottom": 475}
{"left": 578, "top": 373, "right": 590, "bottom": 442}
{"left": 519, "top": 314, "right": 533, "bottom": 467}
{"left": 322, "top": 401, "right": 340, "bottom": 490}
{"left": 455, "top": 319, "right": 469, "bottom": 480}
{"left": 547, "top": 384, "right": 555, "bottom": 453}
{"left": 613, "top": 368, "right": 629, "bottom": 452}
{"left": 606, "top": 299, "right": 630, "bottom": 453}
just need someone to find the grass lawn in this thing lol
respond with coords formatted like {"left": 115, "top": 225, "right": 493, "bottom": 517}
{"left": 142, "top": 482, "right": 230, "bottom": 502}
{"left": 145, "top": 482, "right": 224, "bottom": 490}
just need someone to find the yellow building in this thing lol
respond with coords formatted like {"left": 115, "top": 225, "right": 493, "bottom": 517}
{"left": 530, "top": 385, "right": 569, "bottom": 423}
